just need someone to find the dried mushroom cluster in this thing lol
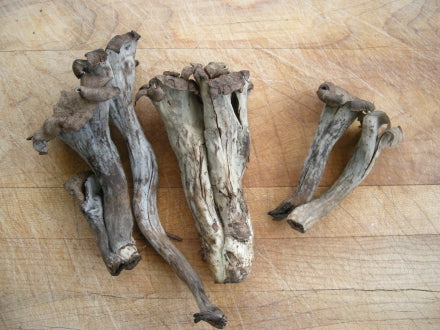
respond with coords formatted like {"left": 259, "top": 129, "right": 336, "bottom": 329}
{"left": 269, "top": 82, "right": 403, "bottom": 232}
{"left": 28, "top": 31, "right": 226, "bottom": 329}
{"left": 136, "top": 63, "right": 253, "bottom": 284}
{"left": 28, "top": 46, "right": 140, "bottom": 276}
{"left": 27, "top": 29, "right": 403, "bottom": 329}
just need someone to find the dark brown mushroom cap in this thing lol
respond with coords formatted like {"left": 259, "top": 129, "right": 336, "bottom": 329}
{"left": 317, "top": 82, "right": 375, "bottom": 112}
{"left": 106, "top": 30, "right": 141, "bottom": 53}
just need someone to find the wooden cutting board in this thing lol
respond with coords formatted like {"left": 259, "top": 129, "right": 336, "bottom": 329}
{"left": 1, "top": 0, "right": 439, "bottom": 328}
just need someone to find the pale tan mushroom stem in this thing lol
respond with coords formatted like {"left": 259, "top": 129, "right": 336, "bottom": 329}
{"left": 193, "top": 63, "right": 253, "bottom": 283}
{"left": 137, "top": 74, "right": 227, "bottom": 282}
{"left": 137, "top": 63, "right": 254, "bottom": 284}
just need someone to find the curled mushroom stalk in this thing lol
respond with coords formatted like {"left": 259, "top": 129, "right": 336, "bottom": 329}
{"left": 27, "top": 48, "right": 140, "bottom": 275}
{"left": 136, "top": 63, "right": 254, "bottom": 284}
{"left": 64, "top": 171, "right": 137, "bottom": 274}
{"left": 268, "top": 82, "right": 375, "bottom": 220}
{"left": 105, "top": 33, "right": 226, "bottom": 328}
{"left": 287, "top": 111, "right": 402, "bottom": 232}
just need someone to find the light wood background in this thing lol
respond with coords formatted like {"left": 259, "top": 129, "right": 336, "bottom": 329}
{"left": 1, "top": 0, "right": 439, "bottom": 329}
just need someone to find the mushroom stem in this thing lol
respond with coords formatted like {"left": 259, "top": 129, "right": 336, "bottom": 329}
{"left": 193, "top": 63, "right": 253, "bottom": 283}
{"left": 268, "top": 82, "right": 375, "bottom": 220}
{"left": 287, "top": 111, "right": 403, "bottom": 232}
{"left": 28, "top": 49, "right": 140, "bottom": 275}
{"left": 106, "top": 32, "right": 226, "bottom": 328}
{"left": 137, "top": 63, "right": 254, "bottom": 284}
{"left": 137, "top": 74, "right": 226, "bottom": 282}
{"left": 64, "top": 172, "right": 135, "bottom": 275}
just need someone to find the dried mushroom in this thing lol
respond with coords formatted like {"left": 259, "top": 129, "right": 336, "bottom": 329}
{"left": 28, "top": 32, "right": 226, "bottom": 328}
{"left": 287, "top": 111, "right": 402, "bottom": 232}
{"left": 28, "top": 48, "right": 139, "bottom": 275}
{"left": 269, "top": 82, "right": 375, "bottom": 220}
{"left": 136, "top": 63, "right": 253, "bottom": 283}
{"left": 268, "top": 82, "right": 402, "bottom": 232}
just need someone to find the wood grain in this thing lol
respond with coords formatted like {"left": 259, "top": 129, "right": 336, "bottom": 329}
{"left": 1, "top": 0, "right": 439, "bottom": 328}
{"left": 1, "top": 236, "right": 439, "bottom": 329}
{"left": 1, "top": 186, "right": 440, "bottom": 241}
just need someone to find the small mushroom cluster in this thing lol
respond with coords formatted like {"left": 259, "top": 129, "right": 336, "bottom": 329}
{"left": 269, "top": 82, "right": 403, "bottom": 232}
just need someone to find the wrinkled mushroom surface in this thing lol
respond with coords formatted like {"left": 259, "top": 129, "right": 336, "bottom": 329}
{"left": 269, "top": 82, "right": 375, "bottom": 220}
{"left": 28, "top": 49, "right": 140, "bottom": 275}
{"left": 287, "top": 111, "right": 403, "bottom": 232}
{"left": 137, "top": 63, "right": 253, "bottom": 284}
{"left": 105, "top": 32, "right": 227, "bottom": 328}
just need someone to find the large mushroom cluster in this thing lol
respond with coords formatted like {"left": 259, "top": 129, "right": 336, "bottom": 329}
{"left": 28, "top": 31, "right": 402, "bottom": 328}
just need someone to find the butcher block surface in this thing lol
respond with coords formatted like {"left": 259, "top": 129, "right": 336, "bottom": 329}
{"left": 1, "top": 0, "right": 439, "bottom": 329}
